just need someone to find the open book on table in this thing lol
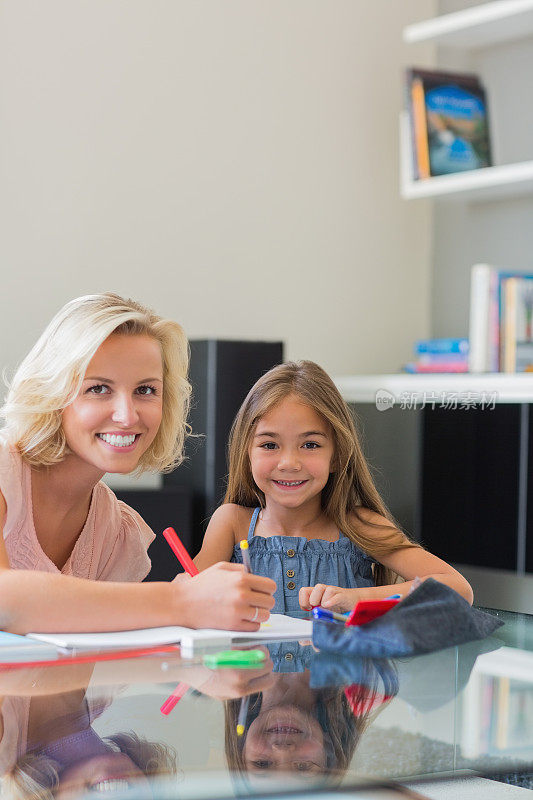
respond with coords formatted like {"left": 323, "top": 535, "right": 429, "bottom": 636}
{"left": 28, "top": 614, "right": 313, "bottom": 656}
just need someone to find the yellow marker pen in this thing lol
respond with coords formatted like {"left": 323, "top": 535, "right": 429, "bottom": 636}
{"left": 240, "top": 539, "right": 252, "bottom": 573}
{"left": 237, "top": 695, "right": 250, "bottom": 736}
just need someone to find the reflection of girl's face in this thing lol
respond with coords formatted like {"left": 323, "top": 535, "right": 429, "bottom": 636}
{"left": 244, "top": 704, "right": 326, "bottom": 775}
{"left": 56, "top": 752, "right": 151, "bottom": 799}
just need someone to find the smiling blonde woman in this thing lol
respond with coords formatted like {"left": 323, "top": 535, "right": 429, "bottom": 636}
{"left": 0, "top": 293, "right": 275, "bottom": 635}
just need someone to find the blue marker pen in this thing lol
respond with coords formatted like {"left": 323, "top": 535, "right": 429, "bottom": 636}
{"left": 312, "top": 607, "right": 349, "bottom": 624}
{"left": 385, "top": 594, "right": 402, "bottom": 600}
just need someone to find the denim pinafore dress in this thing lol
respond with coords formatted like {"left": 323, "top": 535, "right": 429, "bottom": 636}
{"left": 231, "top": 507, "right": 375, "bottom": 614}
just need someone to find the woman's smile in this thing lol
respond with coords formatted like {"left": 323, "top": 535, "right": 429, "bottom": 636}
{"left": 61, "top": 334, "right": 163, "bottom": 477}
{"left": 96, "top": 432, "right": 141, "bottom": 451}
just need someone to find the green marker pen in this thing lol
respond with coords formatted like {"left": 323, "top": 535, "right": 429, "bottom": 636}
{"left": 203, "top": 649, "right": 266, "bottom": 669}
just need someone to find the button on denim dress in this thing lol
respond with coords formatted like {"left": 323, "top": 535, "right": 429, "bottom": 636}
{"left": 232, "top": 507, "right": 375, "bottom": 614}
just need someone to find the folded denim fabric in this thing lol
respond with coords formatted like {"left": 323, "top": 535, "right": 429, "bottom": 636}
{"left": 310, "top": 652, "right": 399, "bottom": 696}
{"left": 312, "top": 578, "right": 503, "bottom": 658}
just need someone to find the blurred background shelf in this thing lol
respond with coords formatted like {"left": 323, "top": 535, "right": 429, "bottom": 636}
{"left": 401, "top": 161, "right": 533, "bottom": 202}
{"left": 404, "top": 0, "right": 533, "bottom": 49}
{"left": 335, "top": 373, "right": 533, "bottom": 404}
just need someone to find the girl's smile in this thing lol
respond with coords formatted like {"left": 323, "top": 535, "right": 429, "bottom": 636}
{"left": 272, "top": 479, "right": 308, "bottom": 490}
{"left": 249, "top": 395, "right": 334, "bottom": 512}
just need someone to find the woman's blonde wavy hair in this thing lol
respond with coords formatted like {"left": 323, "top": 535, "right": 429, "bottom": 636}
{"left": 224, "top": 360, "right": 419, "bottom": 585}
{"left": 0, "top": 293, "right": 191, "bottom": 474}
{"left": 2, "top": 732, "right": 176, "bottom": 800}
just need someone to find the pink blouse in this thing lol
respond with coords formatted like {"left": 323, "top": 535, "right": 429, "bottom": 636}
{"left": 0, "top": 438, "right": 156, "bottom": 773}
{"left": 0, "top": 436, "right": 154, "bottom": 581}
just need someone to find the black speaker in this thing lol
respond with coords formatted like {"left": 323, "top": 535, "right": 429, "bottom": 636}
{"left": 164, "top": 339, "right": 284, "bottom": 549}
{"left": 420, "top": 405, "right": 520, "bottom": 570}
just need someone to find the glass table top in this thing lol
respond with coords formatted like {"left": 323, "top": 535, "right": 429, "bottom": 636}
{"left": 1, "top": 608, "right": 533, "bottom": 799}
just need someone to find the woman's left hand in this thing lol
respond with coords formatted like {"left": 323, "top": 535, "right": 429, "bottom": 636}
{"left": 299, "top": 584, "right": 361, "bottom": 612}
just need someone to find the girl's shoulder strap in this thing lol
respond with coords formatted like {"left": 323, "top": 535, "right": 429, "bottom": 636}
{"left": 247, "top": 507, "right": 261, "bottom": 541}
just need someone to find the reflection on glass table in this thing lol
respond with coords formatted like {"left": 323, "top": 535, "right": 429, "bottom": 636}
{"left": 0, "top": 609, "right": 533, "bottom": 799}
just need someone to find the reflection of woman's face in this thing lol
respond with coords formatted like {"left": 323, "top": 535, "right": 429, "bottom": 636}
{"left": 244, "top": 704, "right": 326, "bottom": 775}
{"left": 56, "top": 752, "right": 151, "bottom": 800}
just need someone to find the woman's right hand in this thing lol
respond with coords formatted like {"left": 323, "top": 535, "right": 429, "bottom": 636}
{"left": 174, "top": 562, "right": 276, "bottom": 631}
{"left": 172, "top": 571, "right": 192, "bottom": 584}
{"left": 187, "top": 647, "right": 275, "bottom": 699}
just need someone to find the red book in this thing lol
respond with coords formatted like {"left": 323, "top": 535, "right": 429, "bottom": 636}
{"left": 404, "top": 361, "right": 469, "bottom": 373}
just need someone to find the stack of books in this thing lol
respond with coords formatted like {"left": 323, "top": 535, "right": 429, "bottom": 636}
{"left": 405, "top": 67, "right": 492, "bottom": 180}
{"left": 404, "top": 339, "right": 469, "bottom": 374}
{"left": 469, "top": 264, "right": 533, "bottom": 373}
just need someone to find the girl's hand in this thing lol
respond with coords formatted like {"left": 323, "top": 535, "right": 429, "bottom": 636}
{"left": 299, "top": 583, "right": 361, "bottom": 613}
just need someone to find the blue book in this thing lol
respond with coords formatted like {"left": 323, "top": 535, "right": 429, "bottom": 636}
{"left": 0, "top": 630, "right": 59, "bottom": 663}
{"left": 469, "top": 265, "right": 533, "bottom": 372}
{"left": 406, "top": 68, "right": 491, "bottom": 178}
{"left": 415, "top": 338, "right": 469, "bottom": 356}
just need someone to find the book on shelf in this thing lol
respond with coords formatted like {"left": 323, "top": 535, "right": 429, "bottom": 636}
{"left": 404, "top": 361, "right": 468, "bottom": 374}
{"left": 405, "top": 68, "right": 491, "bottom": 180}
{"left": 469, "top": 264, "right": 533, "bottom": 373}
{"left": 415, "top": 338, "right": 468, "bottom": 356}
{"left": 502, "top": 277, "right": 533, "bottom": 373}
{"left": 403, "top": 338, "right": 469, "bottom": 373}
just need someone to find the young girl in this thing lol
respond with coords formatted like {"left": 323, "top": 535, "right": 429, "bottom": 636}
{"left": 195, "top": 360, "right": 472, "bottom": 613}
{"left": 0, "top": 293, "right": 275, "bottom": 634}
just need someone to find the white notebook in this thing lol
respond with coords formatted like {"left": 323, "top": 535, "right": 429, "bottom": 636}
{"left": 28, "top": 614, "right": 312, "bottom": 655}
{"left": 0, "top": 631, "right": 60, "bottom": 663}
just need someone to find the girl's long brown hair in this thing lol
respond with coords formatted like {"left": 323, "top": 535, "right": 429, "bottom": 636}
{"left": 224, "top": 658, "right": 398, "bottom": 779}
{"left": 224, "top": 360, "right": 419, "bottom": 586}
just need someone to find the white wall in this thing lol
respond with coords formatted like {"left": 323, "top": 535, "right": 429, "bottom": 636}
{"left": 0, "top": 0, "right": 435, "bottom": 381}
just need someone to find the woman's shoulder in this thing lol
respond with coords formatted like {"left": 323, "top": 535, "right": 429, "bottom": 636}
{"left": 0, "top": 437, "right": 26, "bottom": 530}
{"left": 0, "top": 434, "right": 22, "bottom": 473}
{"left": 94, "top": 481, "right": 155, "bottom": 548}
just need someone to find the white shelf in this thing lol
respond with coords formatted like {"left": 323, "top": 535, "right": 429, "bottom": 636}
{"left": 399, "top": 112, "right": 533, "bottom": 202}
{"left": 403, "top": 160, "right": 533, "bottom": 202}
{"left": 404, "top": 0, "right": 533, "bottom": 49}
{"left": 335, "top": 373, "right": 533, "bottom": 405}
{"left": 474, "top": 646, "right": 533, "bottom": 682}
